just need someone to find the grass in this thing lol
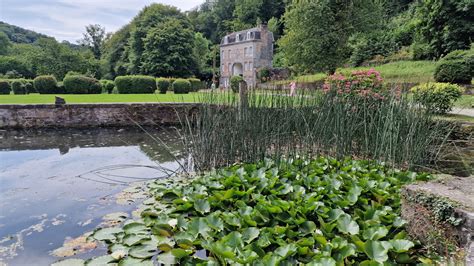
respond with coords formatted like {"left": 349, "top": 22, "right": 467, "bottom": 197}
{"left": 278, "top": 60, "right": 438, "bottom": 85}
{"left": 0, "top": 92, "right": 204, "bottom": 104}
{"left": 455, "top": 95, "right": 474, "bottom": 108}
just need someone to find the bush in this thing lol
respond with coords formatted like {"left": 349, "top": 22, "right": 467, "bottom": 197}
{"left": 11, "top": 79, "right": 30, "bottom": 94}
{"left": 258, "top": 67, "right": 272, "bottom": 82}
{"left": 411, "top": 83, "right": 464, "bottom": 114}
{"left": 188, "top": 78, "right": 203, "bottom": 92}
{"left": 103, "top": 80, "right": 115, "bottom": 94}
{"left": 172, "top": 79, "right": 191, "bottom": 94}
{"left": 156, "top": 78, "right": 170, "bottom": 94}
{"left": 0, "top": 80, "right": 11, "bottom": 94}
{"left": 115, "top": 75, "right": 156, "bottom": 94}
{"left": 230, "top": 76, "right": 244, "bottom": 93}
{"left": 168, "top": 78, "right": 176, "bottom": 91}
{"left": 34, "top": 75, "right": 58, "bottom": 94}
{"left": 434, "top": 49, "right": 473, "bottom": 84}
{"left": 57, "top": 82, "right": 65, "bottom": 94}
{"left": 63, "top": 75, "right": 102, "bottom": 94}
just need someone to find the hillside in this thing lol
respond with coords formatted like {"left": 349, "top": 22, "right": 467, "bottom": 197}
{"left": 0, "top": 21, "right": 50, "bottom": 43}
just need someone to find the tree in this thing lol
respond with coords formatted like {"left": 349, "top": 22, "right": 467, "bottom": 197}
{"left": 415, "top": 0, "right": 474, "bottom": 59}
{"left": 141, "top": 19, "right": 197, "bottom": 77}
{"left": 79, "top": 24, "right": 106, "bottom": 59}
{"left": 279, "top": 0, "right": 354, "bottom": 74}
{"left": 193, "top": 32, "right": 211, "bottom": 75}
{"left": 0, "top": 32, "right": 11, "bottom": 55}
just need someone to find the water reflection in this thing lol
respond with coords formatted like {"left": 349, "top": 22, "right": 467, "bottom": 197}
{"left": 0, "top": 127, "right": 184, "bottom": 266}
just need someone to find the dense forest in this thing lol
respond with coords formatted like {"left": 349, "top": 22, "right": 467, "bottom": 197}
{"left": 0, "top": 0, "right": 472, "bottom": 81}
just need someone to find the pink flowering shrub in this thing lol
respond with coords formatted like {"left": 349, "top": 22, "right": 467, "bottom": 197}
{"left": 323, "top": 69, "right": 388, "bottom": 101}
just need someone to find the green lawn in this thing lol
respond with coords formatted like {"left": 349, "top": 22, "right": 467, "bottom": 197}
{"left": 282, "top": 60, "right": 438, "bottom": 84}
{"left": 0, "top": 92, "right": 204, "bottom": 104}
{"left": 456, "top": 95, "right": 474, "bottom": 108}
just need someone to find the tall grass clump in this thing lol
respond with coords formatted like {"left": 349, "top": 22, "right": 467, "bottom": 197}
{"left": 183, "top": 72, "right": 448, "bottom": 170}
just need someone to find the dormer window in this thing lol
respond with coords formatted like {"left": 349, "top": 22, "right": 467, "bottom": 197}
{"left": 224, "top": 36, "right": 228, "bottom": 44}
{"left": 236, "top": 34, "right": 240, "bottom": 42}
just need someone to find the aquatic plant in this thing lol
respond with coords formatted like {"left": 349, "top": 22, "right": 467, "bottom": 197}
{"left": 183, "top": 88, "right": 448, "bottom": 171}
{"left": 77, "top": 158, "right": 433, "bottom": 265}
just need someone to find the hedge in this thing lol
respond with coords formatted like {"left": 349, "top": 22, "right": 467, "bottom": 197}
{"left": 188, "top": 78, "right": 204, "bottom": 92}
{"left": 0, "top": 80, "right": 11, "bottom": 94}
{"left": 100, "top": 80, "right": 115, "bottom": 94}
{"left": 434, "top": 49, "right": 474, "bottom": 84}
{"left": 63, "top": 75, "right": 101, "bottom": 94}
{"left": 173, "top": 79, "right": 191, "bottom": 94}
{"left": 11, "top": 79, "right": 30, "bottom": 94}
{"left": 156, "top": 78, "right": 170, "bottom": 94}
{"left": 115, "top": 75, "right": 157, "bottom": 94}
{"left": 34, "top": 75, "right": 58, "bottom": 94}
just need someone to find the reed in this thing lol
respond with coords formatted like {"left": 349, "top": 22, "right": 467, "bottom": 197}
{"left": 183, "top": 87, "right": 449, "bottom": 171}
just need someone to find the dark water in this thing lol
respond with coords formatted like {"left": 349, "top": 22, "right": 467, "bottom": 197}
{"left": 0, "top": 127, "right": 185, "bottom": 266}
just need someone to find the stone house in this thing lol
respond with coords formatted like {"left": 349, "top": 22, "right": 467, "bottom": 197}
{"left": 219, "top": 24, "right": 274, "bottom": 88}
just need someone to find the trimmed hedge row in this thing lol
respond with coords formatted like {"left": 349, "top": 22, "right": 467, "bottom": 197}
{"left": 434, "top": 48, "right": 474, "bottom": 84}
{"left": 63, "top": 75, "right": 101, "bottom": 94}
{"left": 11, "top": 79, "right": 34, "bottom": 94}
{"left": 173, "top": 79, "right": 191, "bottom": 94}
{"left": 115, "top": 75, "right": 156, "bottom": 94}
{"left": 0, "top": 80, "right": 10, "bottom": 94}
{"left": 34, "top": 75, "right": 61, "bottom": 94}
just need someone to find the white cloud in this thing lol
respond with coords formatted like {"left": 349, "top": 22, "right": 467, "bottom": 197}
{"left": 1, "top": 0, "right": 203, "bottom": 42}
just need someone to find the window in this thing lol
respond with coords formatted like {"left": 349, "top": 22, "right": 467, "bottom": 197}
{"left": 249, "top": 62, "right": 253, "bottom": 70}
{"left": 244, "top": 48, "right": 247, "bottom": 57}
{"left": 247, "top": 31, "right": 251, "bottom": 39}
{"left": 249, "top": 47, "right": 253, "bottom": 56}
{"left": 228, "top": 50, "right": 231, "bottom": 58}
{"left": 236, "top": 34, "right": 240, "bottom": 42}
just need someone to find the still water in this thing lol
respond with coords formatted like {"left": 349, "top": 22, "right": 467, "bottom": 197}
{"left": 0, "top": 127, "right": 185, "bottom": 266}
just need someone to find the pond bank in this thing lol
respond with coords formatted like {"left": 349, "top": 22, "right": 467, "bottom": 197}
{"left": 0, "top": 103, "right": 199, "bottom": 129}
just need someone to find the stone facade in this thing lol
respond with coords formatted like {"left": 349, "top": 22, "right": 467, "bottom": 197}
{"left": 0, "top": 103, "right": 199, "bottom": 128}
{"left": 220, "top": 24, "right": 274, "bottom": 88}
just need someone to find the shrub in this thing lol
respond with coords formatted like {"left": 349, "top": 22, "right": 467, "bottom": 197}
{"left": 230, "top": 76, "right": 244, "bottom": 93}
{"left": 115, "top": 75, "right": 156, "bottom": 94}
{"left": 0, "top": 80, "right": 10, "bottom": 94}
{"left": 172, "top": 79, "right": 191, "bottom": 94}
{"left": 411, "top": 83, "right": 464, "bottom": 114}
{"left": 103, "top": 80, "right": 115, "bottom": 94}
{"left": 56, "top": 82, "right": 65, "bottom": 94}
{"left": 63, "top": 75, "right": 102, "bottom": 94}
{"left": 34, "top": 75, "right": 58, "bottom": 94}
{"left": 188, "top": 78, "right": 203, "bottom": 92}
{"left": 11, "top": 79, "right": 30, "bottom": 94}
{"left": 156, "top": 78, "right": 170, "bottom": 94}
{"left": 323, "top": 69, "right": 389, "bottom": 103}
{"left": 434, "top": 49, "right": 473, "bottom": 84}
{"left": 168, "top": 78, "right": 176, "bottom": 91}
{"left": 258, "top": 67, "right": 271, "bottom": 82}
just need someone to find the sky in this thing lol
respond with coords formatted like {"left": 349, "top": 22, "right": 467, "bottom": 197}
{"left": 0, "top": 0, "right": 203, "bottom": 42}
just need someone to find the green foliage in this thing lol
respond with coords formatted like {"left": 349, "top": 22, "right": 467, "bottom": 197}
{"left": 156, "top": 78, "right": 170, "bottom": 94}
{"left": 78, "top": 24, "right": 106, "bottom": 59}
{"left": 89, "top": 157, "right": 430, "bottom": 264}
{"left": 172, "top": 79, "right": 191, "bottom": 94}
{"left": 100, "top": 80, "right": 115, "bottom": 94}
{"left": 414, "top": 0, "right": 473, "bottom": 59}
{"left": 434, "top": 48, "right": 474, "bottom": 84}
{"left": 0, "top": 56, "right": 33, "bottom": 78}
{"left": 63, "top": 75, "right": 102, "bottom": 94}
{"left": 230, "top": 76, "right": 243, "bottom": 93}
{"left": 192, "top": 33, "right": 211, "bottom": 76}
{"left": 411, "top": 83, "right": 464, "bottom": 114}
{"left": 141, "top": 18, "right": 197, "bottom": 77}
{"left": 34, "top": 75, "right": 58, "bottom": 94}
{"left": 279, "top": 1, "right": 353, "bottom": 74}
{"left": 11, "top": 79, "right": 32, "bottom": 94}
{"left": 258, "top": 67, "right": 271, "bottom": 82}
{"left": 349, "top": 31, "right": 397, "bottom": 66}
{"left": 0, "top": 32, "right": 11, "bottom": 55}
{"left": 0, "top": 21, "right": 49, "bottom": 44}
{"left": 188, "top": 78, "right": 204, "bottom": 92}
{"left": 114, "top": 75, "right": 157, "bottom": 94}
{"left": 0, "top": 80, "right": 11, "bottom": 94}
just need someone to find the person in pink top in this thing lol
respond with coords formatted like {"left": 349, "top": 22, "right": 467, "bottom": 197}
{"left": 289, "top": 81, "right": 296, "bottom": 96}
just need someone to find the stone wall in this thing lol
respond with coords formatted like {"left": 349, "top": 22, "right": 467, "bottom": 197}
{"left": 0, "top": 103, "right": 200, "bottom": 129}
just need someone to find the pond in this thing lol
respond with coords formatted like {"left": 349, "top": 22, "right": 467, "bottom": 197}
{"left": 0, "top": 127, "right": 186, "bottom": 266}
